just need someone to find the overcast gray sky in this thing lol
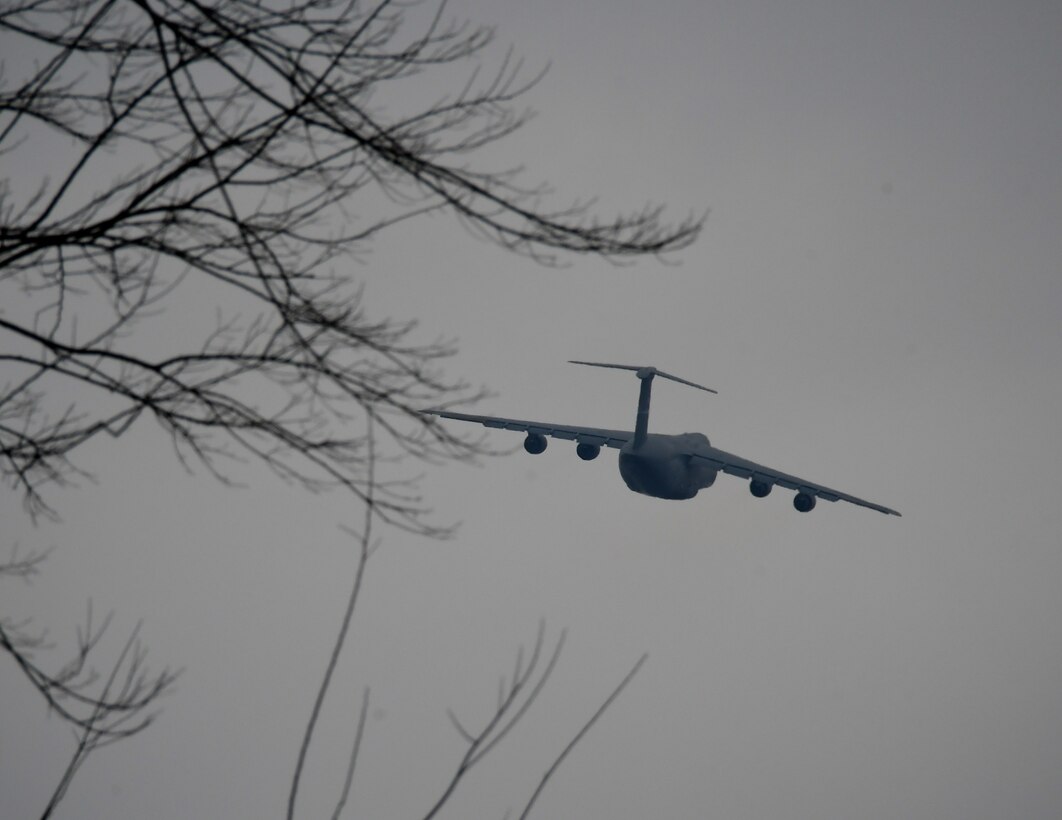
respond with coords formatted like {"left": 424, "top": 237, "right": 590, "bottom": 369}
{"left": 4, "top": 1, "right": 1062, "bottom": 818}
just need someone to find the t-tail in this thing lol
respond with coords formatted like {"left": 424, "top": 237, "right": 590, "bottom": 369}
{"left": 568, "top": 361, "right": 717, "bottom": 448}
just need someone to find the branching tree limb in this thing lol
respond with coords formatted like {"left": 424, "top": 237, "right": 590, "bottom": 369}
{"left": 518, "top": 652, "right": 649, "bottom": 820}
{"left": 290, "top": 423, "right": 647, "bottom": 820}
{"left": 1, "top": 0, "right": 701, "bottom": 529}
{"left": 422, "top": 621, "right": 564, "bottom": 819}
{"left": 2, "top": 0, "right": 692, "bottom": 814}
{"left": 0, "top": 550, "right": 178, "bottom": 819}
{"left": 288, "top": 415, "right": 378, "bottom": 820}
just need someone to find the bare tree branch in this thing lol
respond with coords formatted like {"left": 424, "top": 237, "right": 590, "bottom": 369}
{"left": 518, "top": 653, "right": 649, "bottom": 820}
{"left": 288, "top": 414, "right": 377, "bottom": 820}
{"left": 330, "top": 685, "right": 370, "bottom": 820}
{"left": 0, "top": 593, "right": 178, "bottom": 742}
{"left": 1, "top": 0, "right": 701, "bottom": 528}
{"left": 1, "top": 1, "right": 689, "bottom": 815}
{"left": 421, "top": 621, "right": 565, "bottom": 820}
{"left": 0, "top": 554, "right": 178, "bottom": 819}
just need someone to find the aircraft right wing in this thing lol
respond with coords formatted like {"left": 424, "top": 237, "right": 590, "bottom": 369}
{"left": 690, "top": 444, "right": 902, "bottom": 516}
{"left": 422, "top": 409, "right": 633, "bottom": 449}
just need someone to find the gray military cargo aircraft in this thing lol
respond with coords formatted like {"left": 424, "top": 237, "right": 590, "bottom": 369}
{"left": 424, "top": 361, "right": 900, "bottom": 516}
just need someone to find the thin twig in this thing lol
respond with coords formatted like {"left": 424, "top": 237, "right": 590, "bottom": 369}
{"left": 331, "top": 686, "right": 371, "bottom": 820}
{"left": 518, "top": 653, "right": 649, "bottom": 820}
{"left": 288, "top": 414, "right": 376, "bottom": 820}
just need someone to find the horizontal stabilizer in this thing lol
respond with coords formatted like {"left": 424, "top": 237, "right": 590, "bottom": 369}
{"left": 569, "top": 360, "right": 717, "bottom": 394}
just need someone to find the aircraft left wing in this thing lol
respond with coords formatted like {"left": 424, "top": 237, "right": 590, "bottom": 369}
{"left": 690, "top": 444, "right": 901, "bottom": 516}
{"left": 422, "top": 409, "right": 632, "bottom": 449}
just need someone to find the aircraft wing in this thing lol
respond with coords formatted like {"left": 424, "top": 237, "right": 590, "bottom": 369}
{"left": 691, "top": 445, "right": 901, "bottom": 516}
{"left": 423, "top": 409, "right": 632, "bottom": 449}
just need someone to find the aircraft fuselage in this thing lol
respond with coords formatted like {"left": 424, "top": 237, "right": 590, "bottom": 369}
{"left": 618, "top": 432, "right": 718, "bottom": 500}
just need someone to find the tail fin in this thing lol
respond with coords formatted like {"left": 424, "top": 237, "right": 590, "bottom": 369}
{"left": 568, "top": 361, "right": 717, "bottom": 394}
{"left": 569, "top": 360, "right": 716, "bottom": 448}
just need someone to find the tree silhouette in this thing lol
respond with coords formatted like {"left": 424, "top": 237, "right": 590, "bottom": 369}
{"left": 1, "top": 0, "right": 699, "bottom": 815}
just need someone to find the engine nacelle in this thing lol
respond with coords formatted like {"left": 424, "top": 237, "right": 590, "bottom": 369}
{"left": 523, "top": 433, "right": 548, "bottom": 454}
{"left": 576, "top": 442, "right": 600, "bottom": 461}
{"left": 749, "top": 478, "right": 773, "bottom": 498}
{"left": 793, "top": 492, "right": 817, "bottom": 513}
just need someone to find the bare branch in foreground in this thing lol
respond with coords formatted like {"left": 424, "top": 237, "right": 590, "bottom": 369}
{"left": 0, "top": 573, "right": 178, "bottom": 819}
{"left": 331, "top": 686, "right": 371, "bottom": 820}
{"left": 422, "top": 621, "right": 565, "bottom": 820}
{"left": 1, "top": 0, "right": 703, "bottom": 529}
{"left": 289, "top": 415, "right": 377, "bottom": 820}
{"left": 519, "top": 653, "right": 650, "bottom": 820}
{"left": 3, "top": 1, "right": 692, "bottom": 815}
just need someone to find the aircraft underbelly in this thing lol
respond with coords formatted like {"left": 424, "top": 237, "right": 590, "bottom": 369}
{"left": 619, "top": 451, "right": 705, "bottom": 500}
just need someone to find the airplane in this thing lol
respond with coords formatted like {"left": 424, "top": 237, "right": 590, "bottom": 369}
{"left": 423, "top": 361, "right": 901, "bottom": 516}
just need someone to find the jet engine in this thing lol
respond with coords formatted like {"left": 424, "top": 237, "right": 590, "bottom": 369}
{"left": 576, "top": 442, "right": 600, "bottom": 461}
{"left": 749, "top": 478, "right": 773, "bottom": 498}
{"left": 523, "top": 433, "right": 548, "bottom": 454}
{"left": 793, "top": 492, "right": 817, "bottom": 512}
